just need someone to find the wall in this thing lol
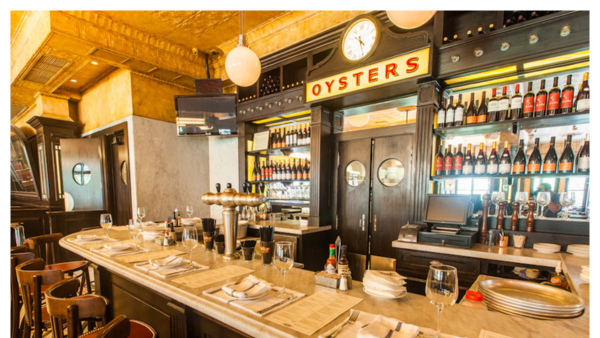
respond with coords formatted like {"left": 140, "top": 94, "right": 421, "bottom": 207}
{"left": 130, "top": 72, "right": 192, "bottom": 123}
{"left": 208, "top": 137, "right": 240, "bottom": 223}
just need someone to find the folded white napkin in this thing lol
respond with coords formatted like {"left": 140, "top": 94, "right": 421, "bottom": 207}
{"left": 357, "top": 315, "right": 419, "bottom": 338}
{"left": 364, "top": 270, "right": 406, "bottom": 287}
{"left": 222, "top": 275, "right": 273, "bottom": 298}
{"left": 363, "top": 274, "right": 406, "bottom": 291}
{"left": 134, "top": 260, "right": 209, "bottom": 278}
{"left": 90, "top": 245, "right": 141, "bottom": 257}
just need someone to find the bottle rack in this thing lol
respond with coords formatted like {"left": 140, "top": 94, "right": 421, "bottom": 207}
{"left": 237, "top": 57, "right": 307, "bottom": 103}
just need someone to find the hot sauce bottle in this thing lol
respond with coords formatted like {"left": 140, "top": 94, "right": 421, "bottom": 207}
{"left": 325, "top": 244, "right": 337, "bottom": 273}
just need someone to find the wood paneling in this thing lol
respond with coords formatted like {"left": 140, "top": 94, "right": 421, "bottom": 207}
{"left": 47, "top": 210, "right": 107, "bottom": 262}
{"left": 60, "top": 138, "right": 104, "bottom": 210}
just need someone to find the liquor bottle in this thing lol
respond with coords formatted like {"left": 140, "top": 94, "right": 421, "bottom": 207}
{"left": 463, "top": 144, "right": 474, "bottom": 175}
{"left": 513, "top": 140, "right": 526, "bottom": 175}
{"left": 543, "top": 137, "right": 558, "bottom": 174}
{"left": 511, "top": 84, "right": 523, "bottom": 119}
{"left": 287, "top": 127, "right": 292, "bottom": 147}
{"left": 486, "top": 142, "right": 499, "bottom": 174}
{"left": 445, "top": 96, "right": 455, "bottom": 128}
{"left": 477, "top": 91, "right": 487, "bottom": 123}
{"left": 527, "top": 138, "right": 542, "bottom": 174}
{"left": 561, "top": 75, "right": 575, "bottom": 114}
{"left": 466, "top": 93, "right": 477, "bottom": 125}
{"left": 435, "top": 145, "right": 444, "bottom": 176}
{"left": 305, "top": 160, "right": 311, "bottom": 180}
{"left": 498, "top": 141, "right": 512, "bottom": 174}
{"left": 338, "top": 245, "right": 349, "bottom": 274}
{"left": 454, "top": 144, "right": 464, "bottom": 175}
{"left": 293, "top": 125, "right": 299, "bottom": 146}
{"left": 437, "top": 97, "right": 447, "bottom": 128}
{"left": 261, "top": 161, "right": 266, "bottom": 179}
{"left": 534, "top": 79, "right": 548, "bottom": 117}
{"left": 488, "top": 88, "right": 499, "bottom": 122}
{"left": 276, "top": 129, "right": 282, "bottom": 148}
{"left": 172, "top": 211, "right": 178, "bottom": 227}
{"left": 325, "top": 244, "right": 337, "bottom": 273}
{"left": 577, "top": 133, "right": 590, "bottom": 173}
{"left": 474, "top": 143, "right": 486, "bottom": 175}
{"left": 251, "top": 161, "right": 257, "bottom": 181}
{"left": 444, "top": 145, "right": 454, "bottom": 175}
{"left": 291, "top": 159, "right": 297, "bottom": 180}
{"left": 559, "top": 135, "right": 575, "bottom": 173}
{"left": 575, "top": 72, "right": 590, "bottom": 113}
{"left": 523, "top": 82, "right": 535, "bottom": 118}
{"left": 547, "top": 77, "right": 561, "bottom": 115}
{"left": 454, "top": 94, "right": 464, "bottom": 126}
{"left": 269, "top": 160, "right": 274, "bottom": 180}
{"left": 297, "top": 160, "right": 303, "bottom": 180}
{"left": 498, "top": 86, "right": 510, "bottom": 121}
{"left": 298, "top": 124, "right": 305, "bottom": 145}
{"left": 307, "top": 124, "right": 311, "bottom": 142}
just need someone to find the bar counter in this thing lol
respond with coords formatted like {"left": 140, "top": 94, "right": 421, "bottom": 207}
{"left": 247, "top": 220, "right": 331, "bottom": 235}
{"left": 61, "top": 228, "right": 589, "bottom": 338}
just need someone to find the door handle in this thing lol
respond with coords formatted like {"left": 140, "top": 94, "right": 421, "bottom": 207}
{"left": 374, "top": 215, "right": 377, "bottom": 232}
{"left": 360, "top": 215, "right": 366, "bottom": 231}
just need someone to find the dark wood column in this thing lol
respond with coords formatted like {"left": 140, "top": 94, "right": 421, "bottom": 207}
{"left": 410, "top": 81, "right": 441, "bottom": 223}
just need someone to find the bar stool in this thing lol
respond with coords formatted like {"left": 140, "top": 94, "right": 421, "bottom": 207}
{"left": 16, "top": 258, "right": 64, "bottom": 338}
{"left": 81, "top": 315, "right": 157, "bottom": 338}
{"left": 26, "top": 233, "right": 92, "bottom": 295}
{"left": 11, "top": 251, "right": 35, "bottom": 338}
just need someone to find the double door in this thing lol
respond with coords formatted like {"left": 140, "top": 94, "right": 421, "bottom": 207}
{"left": 337, "top": 134, "right": 413, "bottom": 267}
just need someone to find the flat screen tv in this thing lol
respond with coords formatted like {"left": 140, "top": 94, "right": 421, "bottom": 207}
{"left": 175, "top": 94, "right": 237, "bottom": 136}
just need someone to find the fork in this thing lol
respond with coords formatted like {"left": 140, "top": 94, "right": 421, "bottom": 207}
{"left": 328, "top": 310, "right": 360, "bottom": 338}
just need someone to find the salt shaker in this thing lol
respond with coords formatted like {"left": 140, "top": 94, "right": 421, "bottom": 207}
{"left": 339, "top": 274, "right": 348, "bottom": 291}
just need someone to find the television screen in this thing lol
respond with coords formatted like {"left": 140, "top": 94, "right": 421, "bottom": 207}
{"left": 423, "top": 195, "right": 471, "bottom": 225}
{"left": 175, "top": 94, "right": 237, "bottom": 136}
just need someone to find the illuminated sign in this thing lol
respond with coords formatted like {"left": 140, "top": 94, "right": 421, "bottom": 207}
{"left": 306, "top": 47, "right": 430, "bottom": 102}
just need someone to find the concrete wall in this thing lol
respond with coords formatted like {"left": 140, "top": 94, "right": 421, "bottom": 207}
{"left": 208, "top": 137, "right": 240, "bottom": 223}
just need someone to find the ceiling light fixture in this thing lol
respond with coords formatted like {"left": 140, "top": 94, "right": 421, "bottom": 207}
{"left": 91, "top": 61, "right": 98, "bottom": 65}
{"left": 70, "top": 79, "right": 77, "bottom": 82}
{"left": 386, "top": 11, "right": 437, "bottom": 30}
{"left": 225, "top": 11, "right": 261, "bottom": 87}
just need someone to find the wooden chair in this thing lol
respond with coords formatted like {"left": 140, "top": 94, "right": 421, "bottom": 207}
{"left": 11, "top": 245, "right": 30, "bottom": 254}
{"left": 81, "top": 315, "right": 157, "bottom": 338}
{"left": 16, "top": 258, "right": 64, "bottom": 338}
{"left": 26, "top": 233, "right": 92, "bottom": 294}
{"left": 11, "top": 252, "right": 35, "bottom": 338}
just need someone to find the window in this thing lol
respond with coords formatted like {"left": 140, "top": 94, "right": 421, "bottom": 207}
{"left": 567, "top": 177, "right": 587, "bottom": 207}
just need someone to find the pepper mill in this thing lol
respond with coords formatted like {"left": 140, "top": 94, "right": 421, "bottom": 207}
{"left": 480, "top": 194, "right": 491, "bottom": 244}
{"left": 526, "top": 200, "right": 536, "bottom": 232}
{"left": 496, "top": 201, "right": 506, "bottom": 230}
{"left": 511, "top": 201, "right": 520, "bottom": 231}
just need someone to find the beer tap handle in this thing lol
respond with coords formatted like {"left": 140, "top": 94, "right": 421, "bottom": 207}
{"left": 216, "top": 183, "right": 221, "bottom": 193}
{"left": 226, "top": 183, "right": 232, "bottom": 189}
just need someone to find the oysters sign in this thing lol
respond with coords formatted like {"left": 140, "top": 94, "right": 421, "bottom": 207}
{"left": 306, "top": 47, "right": 430, "bottom": 102}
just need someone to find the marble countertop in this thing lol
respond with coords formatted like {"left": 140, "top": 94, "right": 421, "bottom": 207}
{"left": 392, "top": 241, "right": 562, "bottom": 267}
{"left": 61, "top": 229, "right": 589, "bottom": 338}
{"left": 559, "top": 253, "right": 589, "bottom": 303}
{"left": 247, "top": 220, "right": 331, "bottom": 235}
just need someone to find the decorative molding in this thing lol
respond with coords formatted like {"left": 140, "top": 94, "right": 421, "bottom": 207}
{"left": 130, "top": 70, "right": 195, "bottom": 92}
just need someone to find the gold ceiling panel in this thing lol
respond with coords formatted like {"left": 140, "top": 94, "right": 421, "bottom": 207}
{"left": 173, "top": 75, "right": 196, "bottom": 88}
{"left": 151, "top": 68, "right": 182, "bottom": 81}
{"left": 122, "top": 58, "right": 157, "bottom": 73}
{"left": 91, "top": 48, "right": 130, "bottom": 64}
{"left": 59, "top": 62, "right": 116, "bottom": 92}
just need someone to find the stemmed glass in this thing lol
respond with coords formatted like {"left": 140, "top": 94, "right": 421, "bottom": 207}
{"left": 274, "top": 241, "right": 294, "bottom": 299}
{"left": 560, "top": 192, "right": 576, "bottom": 221}
{"left": 128, "top": 219, "right": 142, "bottom": 249}
{"left": 491, "top": 191, "right": 505, "bottom": 217}
{"left": 186, "top": 205, "right": 193, "bottom": 219}
{"left": 537, "top": 192, "right": 551, "bottom": 219}
{"left": 425, "top": 264, "right": 458, "bottom": 338}
{"left": 137, "top": 207, "right": 146, "bottom": 223}
{"left": 182, "top": 227, "right": 198, "bottom": 269}
{"left": 100, "top": 214, "right": 113, "bottom": 240}
{"left": 515, "top": 192, "right": 529, "bottom": 218}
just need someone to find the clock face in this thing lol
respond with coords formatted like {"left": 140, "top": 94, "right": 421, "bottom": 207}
{"left": 342, "top": 18, "right": 379, "bottom": 61}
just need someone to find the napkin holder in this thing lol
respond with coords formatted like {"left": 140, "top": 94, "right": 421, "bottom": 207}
{"left": 154, "top": 236, "right": 176, "bottom": 246}
{"left": 314, "top": 271, "right": 340, "bottom": 289}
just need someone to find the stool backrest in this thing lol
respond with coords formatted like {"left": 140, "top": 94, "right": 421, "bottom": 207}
{"left": 26, "top": 233, "right": 64, "bottom": 264}
{"left": 11, "top": 245, "right": 30, "bottom": 254}
{"left": 16, "top": 258, "right": 64, "bottom": 327}
{"left": 94, "top": 315, "right": 130, "bottom": 338}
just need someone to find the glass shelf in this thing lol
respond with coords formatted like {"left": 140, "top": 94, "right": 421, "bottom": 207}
{"left": 431, "top": 172, "right": 589, "bottom": 180}
{"left": 247, "top": 144, "right": 310, "bottom": 156}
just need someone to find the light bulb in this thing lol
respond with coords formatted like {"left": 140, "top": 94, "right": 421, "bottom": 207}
{"left": 386, "top": 11, "right": 436, "bottom": 30}
{"left": 225, "top": 46, "right": 261, "bottom": 87}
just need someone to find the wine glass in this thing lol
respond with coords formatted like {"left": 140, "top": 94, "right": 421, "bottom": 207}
{"left": 182, "top": 227, "right": 198, "bottom": 269}
{"left": 537, "top": 192, "right": 551, "bottom": 219}
{"left": 274, "top": 241, "right": 294, "bottom": 299}
{"left": 515, "top": 192, "right": 529, "bottom": 218}
{"left": 186, "top": 205, "right": 193, "bottom": 219}
{"left": 137, "top": 207, "right": 146, "bottom": 224}
{"left": 560, "top": 192, "right": 576, "bottom": 220}
{"left": 425, "top": 264, "right": 458, "bottom": 338}
{"left": 100, "top": 214, "right": 113, "bottom": 240}
{"left": 491, "top": 191, "right": 505, "bottom": 217}
{"left": 128, "top": 219, "right": 142, "bottom": 249}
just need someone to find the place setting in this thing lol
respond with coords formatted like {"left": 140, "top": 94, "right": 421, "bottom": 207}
{"left": 90, "top": 241, "right": 149, "bottom": 258}
{"left": 134, "top": 255, "right": 209, "bottom": 279}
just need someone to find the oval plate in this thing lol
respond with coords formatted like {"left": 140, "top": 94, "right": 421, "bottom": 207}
{"left": 479, "top": 279, "right": 585, "bottom": 309}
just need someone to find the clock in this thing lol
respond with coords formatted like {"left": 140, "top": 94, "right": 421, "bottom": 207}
{"left": 341, "top": 16, "right": 380, "bottom": 62}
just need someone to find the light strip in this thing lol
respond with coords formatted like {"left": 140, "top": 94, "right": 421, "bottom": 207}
{"left": 282, "top": 110, "right": 311, "bottom": 118}
{"left": 445, "top": 66, "right": 517, "bottom": 85}
{"left": 252, "top": 117, "right": 281, "bottom": 124}
{"left": 294, "top": 117, "right": 311, "bottom": 122}
{"left": 452, "top": 76, "right": 519, "bottom": 92}
{"left": 265, "top": 121, "right": 293, "bottom": 127}
{"left": 523, "top": 61, "right": 589, "bottom": 78}
{"left": 523, "top": 50, "right": 589, "bottom": 70}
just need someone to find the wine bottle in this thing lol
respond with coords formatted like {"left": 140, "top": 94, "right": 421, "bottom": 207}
{"left": 543, "top": 137, "right": 558, "bottom": 174}
{"left": 461, "top": 144, "right": 473, "bottom": 175}
{"left": 527, "top": 138, "right": 542, "bottom": 174}
{"left": 575, "top": 72, "right": 590, "bottom": 113}
{"left": 498, "top": 141, "right": 512, "bottom": 174}
{"left": 534, "top": 79, "right": 548, "bottom": 117}
{"left": 437, "top": 97, "right": 447, "bottom": 128}
{"left": 307, "top": 124, "right": 311, "bottom": 142}
{"left": 444, "top": 145, "right": 454, "bottom": 175}
{"left": 513, "top": 140, "right": 526, "bottom": 175}
{"left": 523, "top": 82, "right": 535, "bottom": 118}
{"left": 474, "top": 143, "right": 486, "bottom": 175}
{"left": 291, "top": 159, "right": 297, "bottom": 180}
{"left": 445, "top": 96, "right": 455, "bottom": 128}
{"left": 454, "top": 94, "right": 464, "bottom": 127}
{"left": 511, "top": 84, "right": 523, "bottom": 119}
{"left": 466, "top": 93, "right": 477, "bottom": 125}
{"left": 486, "top": 142, "right": 499, "bottom": 174}
{"left": 498, "top": 86, "right": 510, "bottom": 121}
{"left": 559, "top": 135, "right": 575, "bottom": 173}
{"left": 251, "top": 161, "right": 257, "bottom": 181}
{"left": 577, "top": 133, "right": 590, "bottom": 173}
{"left": 561, "top": 75, "right": 575, "bottom": 114}
{"left": 454, "top": 144, "right": 463, "bottom": 175}
{"left": 488, "top": 88, "right": 499, "bottom": 122}
{"left": 269, "top": 160, "right": 274, "bottom": 180}
{"left": 261, "top": 161, "right": 266, "bottom": 179}
{"left": 547, "top": 77, "right": 561, "bottom": 115}
{"left": 477, "top": 91, "right": 487, "bottom": 123}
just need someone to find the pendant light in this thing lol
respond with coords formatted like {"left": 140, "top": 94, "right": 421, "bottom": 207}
{"left": 386, "top": 11, "right": 436, "bottom": 30}
{"left": 225, "top": 11, "right": 261, "bottom": 87}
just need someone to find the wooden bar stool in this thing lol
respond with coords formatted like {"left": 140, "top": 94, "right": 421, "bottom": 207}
{"left": 26, "top": 233, "right": 92, "bottom": 295}
{"left": 81, "top": 315, "right": 157, "bottom": 338}
{"left": 11, "top": 251, "right": 35, "bottom": 338}
{"left": 16, "top": 258, "right": 64, "bottom": 338}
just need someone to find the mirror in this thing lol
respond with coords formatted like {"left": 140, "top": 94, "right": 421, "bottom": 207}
{"left": 120, "top": 161, "right": 128, "bottom": 185}
{"left": 345, "top": 161, "right": 366, "bottom": 187}
{"left": 10, "top": 125, "right": 39, "bottom": 197}
{"left": 378, "top": 159, "right": 405, "bottom": 187}
{"left": 73, "top": 163, "right": 91, "bottom": 186}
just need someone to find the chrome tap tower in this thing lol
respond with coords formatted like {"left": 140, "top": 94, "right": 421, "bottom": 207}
{"left": 202, "top": 183, "right": 265, "bottom": 260}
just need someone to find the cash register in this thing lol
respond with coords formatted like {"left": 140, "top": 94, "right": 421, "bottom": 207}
{"left": 418, "top": 194, "right": 478, "bottom": 248}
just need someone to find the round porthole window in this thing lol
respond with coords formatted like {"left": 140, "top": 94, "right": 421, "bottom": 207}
{"left": 120, "top": 161, "right": 128, "bottom": 185}
{"left": 345, "top": 161, "right": 366, "bottom": 187}
{"left": 73, "top": 163, "right": 91, "bottom": 186}
{"left": 377, "top": 159, "right": 405, "bottom": 187}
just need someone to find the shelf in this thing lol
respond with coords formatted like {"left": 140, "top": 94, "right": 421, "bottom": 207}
{"left": 251, "top": 180, "right": 310, "bottom": 184}
{"left": 247, "top": 144, "right": 310, "bottom": 156}
{"left": 432, "top": 172, "right": 589, "bottom": 180}
{"left": 434, "top": 112, "right": 589, "bottom": 138}
{"left": 268, "top": 199, "right": 310, "bottom": 206}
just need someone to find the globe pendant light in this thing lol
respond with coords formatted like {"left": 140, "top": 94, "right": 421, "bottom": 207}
{"left": 386, "top": 11, "right": 436, "bottom": 30}
{"left": 225, "top": 11, "right": 261, "bottom": 87}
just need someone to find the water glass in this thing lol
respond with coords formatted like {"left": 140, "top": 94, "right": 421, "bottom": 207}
{"left": 560, "top": 192, "right": 576, "bottom": 220}
{"left": 137, "top": 207, "right": 146, "bottom": 223}
{"left": 513, "top": 235, "right": 526, "bottom": 249}
{"left": 515, "top": 192, "right": 529, "bottom": 217}
{"left": 100, "top": 214, "right": 113, "bottom": 240}
{"left": 537, "top": 192, "right": 551, "bottom": 219}
{"left": 182, "top": 227, "right": 198, "bottom": 269}
{"left": 491, "top": 191, "right": 505, "bottom": 217}
{"left": 186, "top": 205, "right": 194, "bottom": 218}
{"left": 274, "top": 241, "right": 294, "bottom": 299}
{"left": 425, "top": 264, "right": 458, "bottom": 338}
{"left": 128, "top": 219, "right": 141, "bottom": 248}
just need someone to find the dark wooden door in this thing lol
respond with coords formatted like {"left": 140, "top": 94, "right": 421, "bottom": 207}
{"left": 106, "top": 130, "right": 131, "bottom": 226}
{"left": 60, "top": 138, "right": 104, "bottom": 210}
{"left": 337, "top": 138, "right": 372, "bottom": 255}
{"left": 371, "top": 134, "right": 413, "bottom": 258}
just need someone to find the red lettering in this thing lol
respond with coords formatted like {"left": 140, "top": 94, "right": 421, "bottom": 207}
{"left": 339, "top": 76, "right": 348, "bottom": 90}
{"left": 325, "top": 80, "right": 335, "bottom": 93}
{"left": 385, "top": 63, "right": 398, "bottom": 79}
{"left": 352, "top": 72, "right": 363, "bottom": 86}
{"left": 312, "top": 84, "right": 321, "bottom": 96}
{"left": 406, "top": 57, "right": 419, "bottom": 73}
{"left": 368, "top": 68, "right": 378, "bottom": 83}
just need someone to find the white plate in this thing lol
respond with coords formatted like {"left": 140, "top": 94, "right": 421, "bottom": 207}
{"left": 103, "top": 243, "right": 132, "bottom": 251}
{"left": 569, "top": 252, "right": 590, "bottom": 257}
{"left": 534, "top": 243, "right": 560, "bottom": 249}
{"left": 77, "top": 234, "right": 101, "bottom": 242}
{"left": 580, "top": 274, "right": 590, "bottom": 282}
{"left": 363, "top": 287, "right": 407, "bottom": 299}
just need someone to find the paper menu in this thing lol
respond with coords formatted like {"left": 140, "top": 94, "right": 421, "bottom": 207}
{"left": 478, "top": 330, "right": 515, "bottom": 338}
{"left": 116, "top": 249, "right": 187, "bottom": 263}
{"left": 266, "top": 290, "right": 363, "bottom": 336}
{"left": 172, "top": 265, "right": 254, "bottom": 289}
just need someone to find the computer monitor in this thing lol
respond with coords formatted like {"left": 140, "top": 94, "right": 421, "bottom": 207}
{"left": 423, "top": 194, "right": 471, "bottom": 226}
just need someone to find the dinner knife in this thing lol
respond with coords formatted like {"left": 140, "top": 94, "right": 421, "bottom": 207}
{"left": 257, "top": 295, "right": 297, "bottom": 314}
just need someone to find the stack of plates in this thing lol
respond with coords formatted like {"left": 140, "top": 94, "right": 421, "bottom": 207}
{"left": 362, "top": 270, "right": 407, "bottom": 299}
{"left": 580, "top": 265, "right": 589, "bottom": 283}
{"left": 533, "top": 243, "right": 561, "bottom": 254}
{"left": 567, "top": 244, "right": 589, "bottom": 257}
{"left": 478, "top": 279, "right": 584, "bottom": 319}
